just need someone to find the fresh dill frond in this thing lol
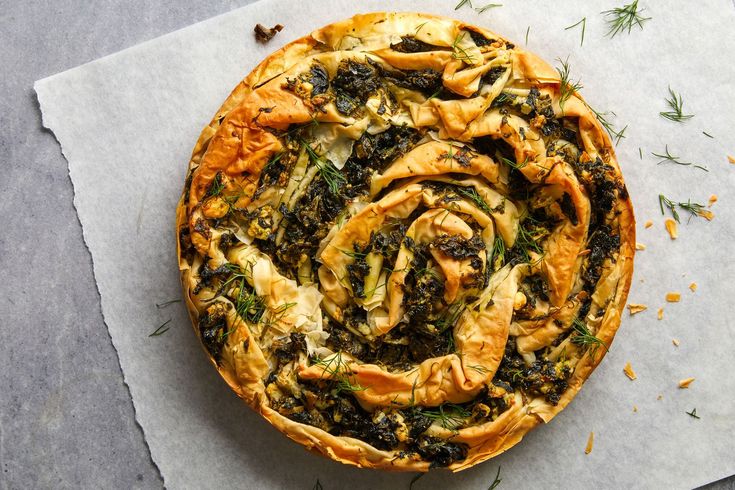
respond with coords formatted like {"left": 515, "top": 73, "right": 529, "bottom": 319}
{"left": 638, "top": 147, "right": 643, "bottom": 159}
{"left": 261, "top": 151, "right": 284, "bottom": 174}
{"left": 555, "top": 57, "right": 583, "bottom": 111}
{"left": 451, "top": 32, "right": 477, "bottom": 65}
{"left": 571, "top": 318, "right": 609, "bottom": 358}
{"left": 454, "top": 185, "right": 496, "bottom": 215}
{"left": 155, "top": 299, "right": 181, "bottom": 309}
{"left": 602, "top": 0, "right": 651, "bottom": 38}
{"left": 435, "top": 301, "right": 466, "bottom": 333}
{"left": 468, "top": 364, "right": 490, "bottom": 375}
{"left": 565, "top": 17, "right": 587, "bottom": 46}
{"left": 312, "top": 479, "right": 324, "bottom": 490}
{"left": 702, "top": 131, "right": 714, "bottom": 139}
{"left": 421, "top": 403, "right": 471, "bottom": 430}
{"left": 149, "top": 319, "right": 172, "bottom": 337}
{"left": 586, "top": 104, "right": 627, "bottom": 145}
{"left": 206, "top": 172, "right": 225, "bottom": 197}
{"left": 658, "top": 194, "right": 708, "bottom": 223}
{"left": 686, "top": 408, "right": 700, "bottom": 419}
{"left": 313, "top": 351, "right": 365, "bottom": 395}
{"left": 455, "top": 0, "right": 472, "bottom": 10}
{"left": 659, "top": 87, "right": 694, "bottom": 123}
{"left": 651, "top": 145, "right": 708, "bottom": 171}
{"left": 512, "top": 217, "right": 545, "bottom": 263}
{"left": 491, "top": 235, "right": 505, "bottom": 270}
{"left": 301, "top": 140, "right": 346, "bottom": 195}
{"left": 499, "top": 155, "right": 530, "bottom": 170}
{"left": 525, "top": 26, "right": 530, "bottom": 45}
{"left": 234, "top": 278, "right": 265, "bottom": 324}
{"left": 414, "top": 22, "right": 428, "bottom": 36}
{"left": 476, "top": 3, "right": 502, "bottom": 13}
{"left": 489, "top": 466, "right": 503, "bottom": 490}
{"left": 614, "top": 124, "right": 628, "bottom": 145}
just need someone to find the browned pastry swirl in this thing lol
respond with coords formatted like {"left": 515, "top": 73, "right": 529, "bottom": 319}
{"left": 176, "top": 12, "right": 635, "bottom": 471}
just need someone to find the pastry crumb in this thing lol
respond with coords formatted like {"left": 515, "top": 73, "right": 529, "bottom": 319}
{"left": 633, "top": 405, "right": 638, "bottom": 412}
{"left": 698, "top": 209, "right": 715, "bottom": 221}
{"left": 644, "top": 220, "right": 653, "bottom": 229}
{"left": 666, "top": 292, "right": 681, "bottom": 302}
{"left": 635, "top": 242, "right": 646, "bottom": 250}
{"left": 577, "top": 249, "right": 591, "bottom": 257}
{"left": 623, "top": 362, "right": 637, "bottom": 380}
{"left": 728, "top": 155, "right": 735, "bottom": 164}
{"left": 708, "top": 194, "right": 718, "bottom": 207}
{"left": 657, "top": 308, "right": 664, "bottom": 320}
{"left": 254, "top": 23, "right": 284, "bottom": 43}
{"left": 657, "top": 394, "right": 663, "bottom": 400}
{"left": 679, "top": 377, "right": 695, "bottom": 389}
{"left": 665, "top": 219, "right": 678, "bottom": 239}
{"left": 627, "top": 303, "right": 647, "bottom": 315}
{"left": 688, "top": 282, "right": 697, "bottom": 292}
{"left": 585, "top": 432, "right": 594, "bottom": 454}
{"left": 672, "top": 338, "right": 680, "bottom": 346}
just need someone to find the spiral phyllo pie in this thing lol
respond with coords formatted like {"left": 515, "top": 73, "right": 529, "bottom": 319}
{"left": 176, "top": 12, "right": 635, "bottom": 471}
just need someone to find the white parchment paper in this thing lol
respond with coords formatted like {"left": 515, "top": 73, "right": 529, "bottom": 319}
{"left": 35, "top": 0, "right": 735, "bottom": 488}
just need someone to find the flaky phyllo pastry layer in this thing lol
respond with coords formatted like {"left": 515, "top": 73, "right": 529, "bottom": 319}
{"left": 176, "top": 12, "right": 635, "bottom": 471}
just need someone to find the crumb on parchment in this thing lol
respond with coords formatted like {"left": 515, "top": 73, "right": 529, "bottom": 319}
{"left": 679, "top": 377, "right": 695, "bottom": 389}
{"left": 585, "top": 432, "right": 594, "bottom": 454}
{"left": 623, "top": 362, "right": 637, "bottom": 380}
{"left": 635, "top": 242, "right": 646, "bottom": 250}
{"left": 657, "top": 308, "right": 664, "bottom": 320}
{"left": 254, "top": 23, "right": 284, "bottom": 43}
{"left": 689, "top": 282, "right": 697, "bottom": 292}
{"left": 666, "top": 292, "right": 681, "bottom": 302}
{"left": 627, "top": 303, "right": 647, "bottom": 315}
{"left": 644, "top": 220, "right": 653, "bottom": 229}
{"left": 672, "top": 338, "right": 680, "bottom": 346}
{"left": 665, "top": 219, "right": 678, "bottom": 239}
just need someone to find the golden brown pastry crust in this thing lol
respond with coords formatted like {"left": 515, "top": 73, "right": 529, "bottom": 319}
{"left": 176, "top": 12, "right": 635, "bottom": 472}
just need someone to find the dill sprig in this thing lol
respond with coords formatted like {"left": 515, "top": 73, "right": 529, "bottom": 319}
{"left": 660, "top": 87, "right": 694, "bottom": 123}
{"left": 435, "top": 301, "right": 465, "bottom": 333}
{"left": 489, "top": 466, "right": 502, "bottom": 490}
{"left": 571, "top": 318, "right": 609, "bottom": 358}
{"left": 658, "top": 194, "right": 708, "bottom": 223}
{"left": 312, "top": 480, "right": 324, "bottom": 490}
{"left": 233, "top": 278, "right": 265, "bottom": 324}
{"left": 451, "top": 32, "right": 477, "bottom": 65}
{"left": 455, "top": 0, "right": 471, "bottom": 9}
{"left": 421, "top": 403, "right": 471, "bottom": 430}
{"left": 702, "top": 131, "right": 714, "bottom": 139}
{"left": 261, "top": 151, "right": 284, "bottom": 174}
{"left": 455, "top": 186, "right": 495, "bottom": 215}
{"left": 499, "top": 155, "right": 530, "bottom": 170}
{"left": 155, "top": 299, "right": 181, "bottom": 309}
{"left": 513, "top": 217, "right": 545, "bottom": 263}
{"left": 476, "top": 3, "right": 502, "bottom": 13}
{"left": 651, "top": 145, "right": 708, "bottom": 171}
{"left": 149, "top": 319, "right": 172, "bottom": 337}
{"left": 585, "top": 104, "right": 627, "bottom": 145}
{"left": 302, "top": 141, "right": 346, "bottom": 195}
{"left": 602, "top": 0, "right": 651, "bottom": 38}
{"left": 555, "top": 57, "right": 583, "bottom": 111}
{"left": 206, "top": 172, "right": 225, "bottom": 197}
{"left": 686, "top": 408, "right": 700, "bottom": 419}
{"left": 313, "top": 351, "right": 365, "bottom": 395}
{"left": 525, "top": 26, "right": 530, "bottom": 45}
{"left": 565, "top": 17, "right": 587, "bottom": 47}
{"left": 490, "top": 235, "right": 505, "bottom": 270}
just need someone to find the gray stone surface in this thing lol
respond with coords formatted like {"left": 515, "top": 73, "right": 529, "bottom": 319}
{"left": 0, "top": 1, "right": 732, "bottom": 489}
